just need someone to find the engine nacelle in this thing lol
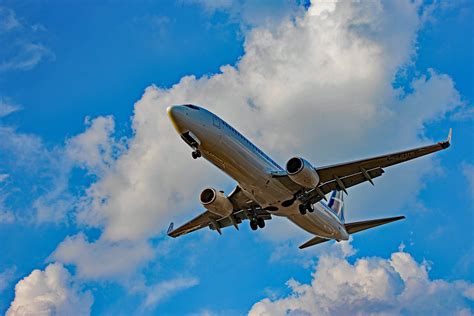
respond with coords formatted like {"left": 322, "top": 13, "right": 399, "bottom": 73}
{"left": 286, "top": 157, "right": 320, "bottom": 188}
{"left": 199, "top": 187, "right": 233, "bottom": 217}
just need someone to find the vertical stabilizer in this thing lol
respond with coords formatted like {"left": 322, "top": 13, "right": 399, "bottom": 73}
{"left": 328, "top": 190, "right": 345, "bottom": 223}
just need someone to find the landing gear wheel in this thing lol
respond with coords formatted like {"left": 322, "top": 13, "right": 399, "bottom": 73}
{"left": 299, "top": 204, "right": 307, "bottom": 215}
{"left": 257, "top": 217, "right": 265, "bottom": 228}
{"left": 191, "top": 150, "right": 201, "bottom": 159}
{"left": 250, "top": 220, "right": 258, "bottom": 231}
{"left": 306, "top": 203, "right": 314, "bottom": 213}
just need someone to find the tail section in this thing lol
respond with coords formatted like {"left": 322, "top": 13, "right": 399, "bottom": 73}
{"left": 328, "top": 190, "right": 345, "bottom": 223}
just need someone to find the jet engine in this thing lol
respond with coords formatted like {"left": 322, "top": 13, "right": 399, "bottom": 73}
{"left": 199, "top": 187, "right": 234, "bottom": 217}
{"left": 286, "top": 157, "right": 320, "bottom": 188}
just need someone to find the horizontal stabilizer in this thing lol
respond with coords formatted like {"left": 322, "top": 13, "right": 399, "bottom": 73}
{"left": 299, "top": 215, "right": 405, "bottom": 249}
{"left": 299, "top": 236, "right": 330, "bottom": 249}
{"left": 344, "top": 216, "right": 405, "bottom": 234}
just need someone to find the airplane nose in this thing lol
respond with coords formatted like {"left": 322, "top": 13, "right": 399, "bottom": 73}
{"left": 167, "top": 105, "right": 185, "bottom": 132}
{"left": 166, "top": 105, "right": 176, "bottom": 118}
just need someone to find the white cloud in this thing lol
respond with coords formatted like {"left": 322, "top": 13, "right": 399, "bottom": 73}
{"left": 0, "top": 174, "right": 15, "bottom": 224}
{"left": 0, "top": 126, "right": 73, "bottom": 224}
{"left": 462, "top": 163, "right": 474, "bottom": 197}
{"left": 249, "top": 247, "right": 474, "bottom": 315}
{"left": 39, "top": 0, "right": 463, "bottom": 284}
{"left": 66, "top": 116, "right": 121, "bottom": 176}
{"left": 0, "top": 208, "right": 15, "bottom": 224}
{"left": 0, "top": 99, "right": 22, "bottom": 118}
{"left": 7, "top": 263, "right": 93, "bottom": 316}
{"left": 0, "top": 6, "right": 54, "bottom": 72}
{"left": 50, "top": 233, "right": 154, "bottom": 280}
{"left": 0, "top": 0, "right": 467, "bottom": 311}
{"left": 0, "top": 7, "right": 21, "bottom": 32}
{"left": 0, "top": 266, "right": 16, "bottom": 292}
{"left": 74, "top": 0, "right": 462, "bottom": 246}
{"left": 0, "top": 43, "right": 55, "bottom": 72}
{"left": 144, "top": 277, "right": 199, "bottom": 307}
{"left": 186, "top": 0, "right": 301, "bottom": 29}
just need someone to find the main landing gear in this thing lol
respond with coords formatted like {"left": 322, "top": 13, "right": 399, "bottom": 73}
{"left": 250, "top": 217, "right": 265, "bottom": 230}
{"left": 299, "top": 203, "right": 314, "bottom": 215}
{"left": 191, "top": 150, "right": 201, "bottom": 159}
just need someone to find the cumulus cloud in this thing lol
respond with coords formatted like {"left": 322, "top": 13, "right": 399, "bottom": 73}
{"left": 42, "top": 0, "right": 463, "bottom": 283}
{"left": 249, "top": 247, "right": 474, "bottom": 315}
{"left": 0, "top": 0, "right": 468, "bottom": 311}
{"left": 66, "top": 116, "right": 122, "bottom": 176}
{"left": 7, "top": 263, "right": 93, "bottom": 316}
{"left": 68, "top": 0, "right": 461, "bottom": 248}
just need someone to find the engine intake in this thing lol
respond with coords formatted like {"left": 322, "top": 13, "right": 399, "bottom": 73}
{"left": 286, "top": 157, "right": 320, "bottom": 188}
{"left": 200, "top": 188, "right": 234, "bottom": 217}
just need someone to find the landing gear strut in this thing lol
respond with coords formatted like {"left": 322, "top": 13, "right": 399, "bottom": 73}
{"left": 192, "top": 150, "right": 201, "bottom": 159}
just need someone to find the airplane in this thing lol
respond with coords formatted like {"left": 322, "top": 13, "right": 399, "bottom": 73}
{"left": 166, "top": 104, "right": 452, "bottom": 249}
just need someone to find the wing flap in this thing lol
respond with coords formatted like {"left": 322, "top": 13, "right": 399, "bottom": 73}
{"left": 308, "top": 167, "right": 384, "bottom": 203}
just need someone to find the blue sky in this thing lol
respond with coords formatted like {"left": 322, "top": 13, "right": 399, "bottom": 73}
{"left": 0, "top": 1, "right": 473, "bottom": 315}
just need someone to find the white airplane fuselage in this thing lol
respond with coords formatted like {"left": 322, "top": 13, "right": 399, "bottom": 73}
{"left": 167, "top": 104, "right": 349, "bottom": 241}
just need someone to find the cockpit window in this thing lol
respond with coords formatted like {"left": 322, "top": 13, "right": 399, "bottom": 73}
{"left": 183, "top": 104, "right": 200, "bottom": 110}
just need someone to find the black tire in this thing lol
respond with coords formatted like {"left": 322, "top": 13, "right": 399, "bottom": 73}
{"left": 250, "top": 220, "right": 258, "bottom": 230}
{"left": 257, "top": 218, "right": 265, "bottom": 228}
{"left": 299, "top": 204, "right": 306, "bottom": 215}
{"left": 307, "top": 203, "right": 314, "bottom": 213}
{"left": 196, "top": 150, "right": 202, "bottom": 157}
{"left": 192, "top": 151, "right": 198, "bottom": 159}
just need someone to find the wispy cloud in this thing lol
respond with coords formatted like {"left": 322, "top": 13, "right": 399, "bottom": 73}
{"left": 0, "top": 7, "right": 21, "bottom": 32}
{"left": 0, "top": 99, "right": 22, "bottom": 118}
{"left": 0, "top": 6, "right": 54, "bottom": 72}
{"left": 0, "top": 266, "right": 16, "bottom": 293}
{"left": 462, "top": 162, "right": 474, "bottom": 196}
{"left": 144, "top": 277, "right": 199, "bottom": 307}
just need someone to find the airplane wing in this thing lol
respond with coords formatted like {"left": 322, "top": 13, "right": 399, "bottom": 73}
{"left": 276, "top": 129, "right": 452, "bottom": 203}
{"left": 167, "top": 186, "right": 271, "bottom": 238}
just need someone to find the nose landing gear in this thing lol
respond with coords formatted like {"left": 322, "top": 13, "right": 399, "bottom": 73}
{"left": 192, "top": 150, "right": 201, "bottom": 159}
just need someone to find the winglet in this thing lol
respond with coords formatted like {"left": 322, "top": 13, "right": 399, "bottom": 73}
{"left": 167, "top": 222, "right": 174, "bottom": 236}
{"left": 447, "top": 128, "right": 452, "bottom": 144}
{"left": 439, "top": 128, "right": 452, "bottom": 149}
